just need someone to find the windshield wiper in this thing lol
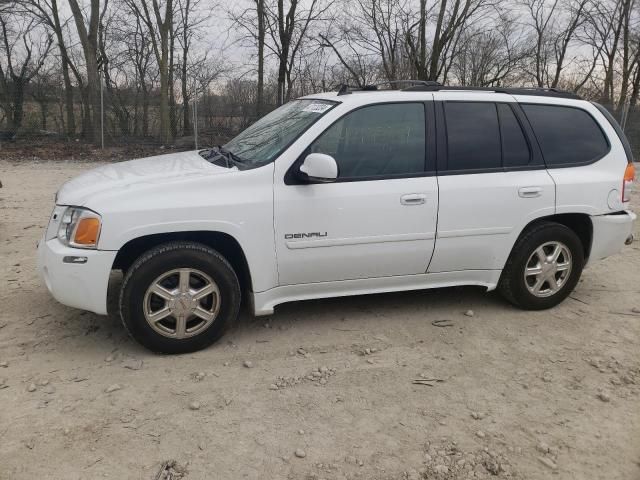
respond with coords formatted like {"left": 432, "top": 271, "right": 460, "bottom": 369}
{"left": 200, "top": 146, "right": 246, "bottom": 169}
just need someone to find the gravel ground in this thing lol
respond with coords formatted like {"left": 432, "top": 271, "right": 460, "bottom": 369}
{"left": 0, "top": 159, "right": 639, "bottom": 480}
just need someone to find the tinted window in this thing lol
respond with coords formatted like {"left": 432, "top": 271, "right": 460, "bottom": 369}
{"left": 498, "top": 103, "right": 531, "bottom": 167}
{"left": 444, "top": 102, "right": 501, "bottom": 170}
{"left": 309, "top": 103, "right": 425, "bottom": 178}
{"left": 522, "top": 104, "right": 609, "bottom": 166}
{"left": 591, "top": 102, "right": 633, "bottom": 163}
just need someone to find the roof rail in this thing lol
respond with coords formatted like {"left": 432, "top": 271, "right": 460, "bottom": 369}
{"left": 402, "top": 84, "right": 582, "bottom": 99}
{"left": 337, "top": 80, "right": 442, "bottom": 96}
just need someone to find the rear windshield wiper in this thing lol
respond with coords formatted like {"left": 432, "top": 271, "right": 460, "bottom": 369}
{"left": 200, "top": 146, "right": 246, "bottom": 169}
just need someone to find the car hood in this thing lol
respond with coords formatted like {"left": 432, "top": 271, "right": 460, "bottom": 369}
{"left": 56, "top": 150, "right": 233, "bottom": 206}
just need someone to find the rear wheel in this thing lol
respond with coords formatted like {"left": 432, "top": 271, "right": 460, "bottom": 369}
{"left": 499, "top": 222, "right": 584, "bottom": 310}
{"left": 120, "top": 241, "right": 241, "bottom": 353}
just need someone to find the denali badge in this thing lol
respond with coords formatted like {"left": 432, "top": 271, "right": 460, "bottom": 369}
{"left": 285, "top": 232, "right": 328, "bottom": 239}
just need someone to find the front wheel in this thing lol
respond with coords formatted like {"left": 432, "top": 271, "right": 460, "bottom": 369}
{"left": 499, "top": 222, "right": 584, "bottom": 310}
{"left": 120, "top": 241, "right": 241, "bottom": 353}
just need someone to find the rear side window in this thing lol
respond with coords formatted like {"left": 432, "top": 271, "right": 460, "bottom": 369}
{"left": 444, "top": 102, "right": 501, "bottom": 170}
{"left": 521, "top": 104, "right": 609, "bottom": 166}
{"left": 443, "top": 102, "right": 531, "bottom": 171}
{"left": 591, "top": 102, "right": 634, "bottom": 163}
{"left": 498, "top": 104, "right": 531, "bottom": 167}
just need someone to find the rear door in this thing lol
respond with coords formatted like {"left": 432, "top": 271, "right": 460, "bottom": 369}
{"left": 273, "top": 101, "right": 439, "bottom": 285}
{"left": 517, "top": 101, "right": 624, "bottom": 215}
{"left": 428, "top": 94, "right": 556, "bottom": 273}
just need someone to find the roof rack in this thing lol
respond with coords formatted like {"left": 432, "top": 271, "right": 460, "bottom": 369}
{"left": 337, "top": 80, "right": 442, "bottom": 96}
{"left": 401, "top": 84, "right": 582, "bottom": 100}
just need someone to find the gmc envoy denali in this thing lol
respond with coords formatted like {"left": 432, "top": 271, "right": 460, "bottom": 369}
{"left": 38, "top": 82, "right": 636, "bottom": 353}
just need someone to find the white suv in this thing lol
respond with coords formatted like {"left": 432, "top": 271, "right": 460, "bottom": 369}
{"left": 38, "top": 83, "right": 636, "bottom": 353}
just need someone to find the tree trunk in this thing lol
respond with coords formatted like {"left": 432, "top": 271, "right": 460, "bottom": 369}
{"left": 142, "top": 86, "right": 149, "bottom": 137}
{"left": 51, "top": 0, "right": 76, "bottom": 136}
{"left": 616, "top": 0, "right": 633, "bottom": 111}
{"left": 181, "top": 60, "right": 190, "bottom": 136}
{"left": 277, "top": 63, "right": 287, "bottom": 105}
{"left": 255, "top": 0, "right": 265, "bottom": 116}
{"left": 181, "top": 0, "right": 191, "bottom": 135}
{"left": 9, "top": 79, "right": 25, "bottom": 131}
{"left": 159, "top": 55, "right": 170, "bottom": 144}
{"left": 168, "top": 24, "right": 177, "bottom": 140}
{"left": 68, "top": 0, "right": 101, "bottom": 143}
{"left": 86, "top": 55, "right": 101, "bottom": 142}
{"left": 418, "top": 0, "right": 427, "bottom": 79}
{"left": 428, "top": 0, "right": 447, "bottom": 81}
{"left": 39, "top": 101, "right": 48, "bottom": 130}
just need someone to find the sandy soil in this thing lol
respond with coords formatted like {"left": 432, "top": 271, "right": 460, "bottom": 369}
{"left": 0, "top": 159, "right": 639, "bottom": 480}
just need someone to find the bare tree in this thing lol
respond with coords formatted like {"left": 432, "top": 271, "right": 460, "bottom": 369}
{"left": 615, "top": 0, "right": 639, "bottom": 110}
{"left": 175, "top": 0, "right": 213, "bottom": 136}
{"left": 256, "top": 0, "right": 266, "bottom": 115}
{"left": 451, "top": 13, "right": 528, "bottom": 86}
{"left": 581, "top": 0, "right": 627, "bottom": 104}
{"left": 30, "top": 63, "right": 59, "bottom": 130}
{"left": 0, "top": 11, "right": 52, "bottom": 133}
{"left": 403, "top": 0, "right": 493, "bottom": 81}
{"left": 320, "top": 0, "right": 408, "bottom": 85}
{"left": 126, "top": 0, "right": 175, "bottom": 143}
{"left": 520, "top": 0, "right": 588, "bottom": 88}
{"left": 128, "top": 12, "right": 154, "bottom": 136}
{"left": 68, "top": 0, "right": 105, "bottom": 143}
{"left": 265, "top": 0, "right": 333, "bottom": 104}
{"left": 24, "top": 0, "right": 78, "bottom": 135}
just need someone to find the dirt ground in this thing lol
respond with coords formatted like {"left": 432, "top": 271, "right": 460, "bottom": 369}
{"left": 0, "top": 158, "right": 639, "bottom": 480}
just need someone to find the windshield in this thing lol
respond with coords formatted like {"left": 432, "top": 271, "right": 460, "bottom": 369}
{"left": 220, "top": 99, "right": 337, "bottom": 168}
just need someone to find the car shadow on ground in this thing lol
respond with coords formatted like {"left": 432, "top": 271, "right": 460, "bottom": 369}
{"left": 100, "top": 269, "right": 512, "bottom": 353}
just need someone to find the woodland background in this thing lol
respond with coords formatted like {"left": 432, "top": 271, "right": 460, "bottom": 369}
{"left": 1, "top": 0, "right": 639, "bottom": 158}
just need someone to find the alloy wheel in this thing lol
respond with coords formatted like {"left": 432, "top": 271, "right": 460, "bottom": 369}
{"left": 143, "top": 268, "right": 220, "bottom": 339}
{"left": 523, "top": 241, "right": 573, "bottom": 298}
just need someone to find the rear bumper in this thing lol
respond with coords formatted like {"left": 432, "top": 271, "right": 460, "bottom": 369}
{"left": 589, "top": 210, "right": 636, "bottom": 263}
{"left": 37, "top": 237, "right": 116, "bottom": 315}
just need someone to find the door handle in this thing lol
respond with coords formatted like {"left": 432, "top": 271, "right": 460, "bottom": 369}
{"left": 400, "top": 194, "right": 426, "bottom": 205}
{"left": 518, "top": 186, "right": 543, "bottom": 198}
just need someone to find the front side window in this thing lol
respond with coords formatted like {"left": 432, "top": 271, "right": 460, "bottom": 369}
{"left": 521, "top": 104, "right": 609, "bottom": 166}
{"left": 221, "top": 99, "right": 337, "bottom": 168}
{"left": 308, "top": 103, "right": 426, "bottom": 179}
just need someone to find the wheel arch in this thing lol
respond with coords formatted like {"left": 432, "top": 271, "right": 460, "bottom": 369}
{"left": 112, "top": 231, "right": 254, "bottom": 293}
{"left": 516, "top": 213, "right": 593, "bottom": 262}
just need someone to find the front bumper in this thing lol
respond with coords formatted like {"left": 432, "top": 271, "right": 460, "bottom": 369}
{"left": 37, "top": 237, "right": 116, "bottom": 315}
{"left": 589, "top": 210, "right": 636, "bottom": 263}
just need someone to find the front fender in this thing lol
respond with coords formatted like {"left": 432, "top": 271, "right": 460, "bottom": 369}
{"left": 94, "top": 165, "right": 277, "bottom": 292}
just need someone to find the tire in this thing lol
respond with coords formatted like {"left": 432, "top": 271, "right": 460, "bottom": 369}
{"left": 499, "top": 222, "right": 584, "bottom": 310}
{"left": 120, "top": 241, "right": 241, "bottom": 354}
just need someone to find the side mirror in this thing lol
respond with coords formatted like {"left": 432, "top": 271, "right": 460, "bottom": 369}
{"left": 298, "top": 153, "right": 338, "bottom": 183}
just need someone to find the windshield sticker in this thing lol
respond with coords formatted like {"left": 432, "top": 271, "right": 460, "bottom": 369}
{"left": 303, "top": 103, "right": 332, "bottom": 114}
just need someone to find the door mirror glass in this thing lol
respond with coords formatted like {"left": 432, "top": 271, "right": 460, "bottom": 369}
{"left": 298, "top": 153, "right": 338, "bottom": 183}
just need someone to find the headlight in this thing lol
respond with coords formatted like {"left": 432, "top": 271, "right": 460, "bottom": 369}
{"left": 57, "top": 207, "right": 102, "bottom": 249}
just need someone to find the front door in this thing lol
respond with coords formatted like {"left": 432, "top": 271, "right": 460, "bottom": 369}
{"left": 274, "top": 102, "right": 439, "bottom": 286}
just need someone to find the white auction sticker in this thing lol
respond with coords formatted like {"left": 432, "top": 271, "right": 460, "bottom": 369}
{"left": 303, "top": 103, "right": 332, "bottom": 113}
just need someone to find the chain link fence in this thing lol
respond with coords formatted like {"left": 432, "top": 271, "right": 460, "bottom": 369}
{"left": 1, "top": 83, "right": 639, "bottom": 162}
{"left": 602, "top": 103, "right": 639, "bottom": 157}
{"left": 0, "top": 77, "right": 270, "bottom": 161}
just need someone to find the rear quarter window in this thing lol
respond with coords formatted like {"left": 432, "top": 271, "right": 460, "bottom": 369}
{"left": 521, "top": 104, "right": 609, "bottom": 167}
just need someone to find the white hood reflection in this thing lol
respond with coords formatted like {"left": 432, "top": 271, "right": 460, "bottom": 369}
{"left": 56, "top": 150, "right": 232, "bottom": 206}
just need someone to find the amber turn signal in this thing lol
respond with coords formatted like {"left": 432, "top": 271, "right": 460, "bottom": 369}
{"left": 74, "top": 217, "right": 101, "bottom": 245}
